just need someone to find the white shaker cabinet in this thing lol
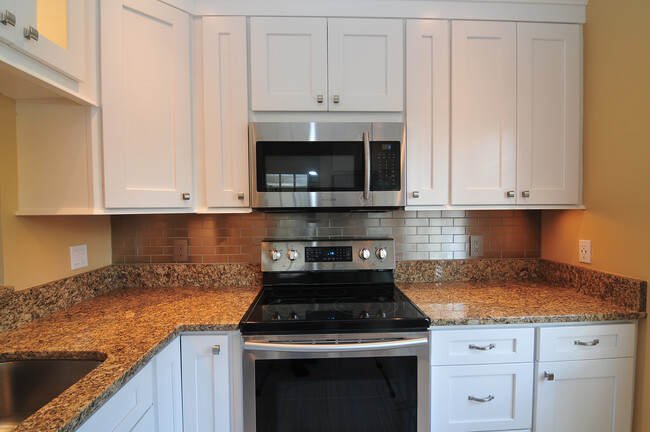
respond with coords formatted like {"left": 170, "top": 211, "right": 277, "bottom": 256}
{"left": 0, "top": 0, "right": 85, "bottom": 81}
{"left": 534, "top": 323, "right": 636, "bottom": 432}
{"left": 451, "top": 20, "right": 518, "bottom": 205}
{"left": 517, "top": 23, "right": 581, "bottom": 205}
{"left": 100, "top": 0, "right": 193, "bottom": 209}
{"left": 181, "top": 333, "right": 242, "bottom": 432}
{"left": 451, "top": 20, "right": 581, "bottom": 206}
{"left": 154, "top": 337, "right": 184, "bottom": 432}
{"left": 405, "top": 19, "right": 450, "bottom": 206}
{"left": 250, "top": 17, "right": 403, "bottom": 112}
{"left": 76, "top": 362, "right": 156, "bottom": 432}
{"left": 198, "top": 16, "right": 250, "bottom": 210}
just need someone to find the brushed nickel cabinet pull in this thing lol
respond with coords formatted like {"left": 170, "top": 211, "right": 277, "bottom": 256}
{"left": 574, "top": 338, "right": 599, "bottom": 347}
{"left": 506, "top": 190, "right": 515, "bottom": 198}
{"left": 412, "top": 191, "right": 420, "bottom": 199}
{"left": 237, "top": 192, "right": 245, "bottom": 200}
{"left": 317, "top": 94, "right": 323, "bottom": 103}
{"left": 212, "top": 345, "right": 221, "bottom": 355}
{"left": 333, "top": 95, "right": 340, "bottom": 104}
{"left": 469, "top": 343, "right": 496, "bottom": 351}
{"left": 182, "top": 193, "right": 191, "bottom": 200}
{"left": 23, "top": 26, "right": 39, "bottom": 41}
{"left": 521, "top": 190, "right": 530, "bottom": 198}
{"left": 544, "top": 371, "right": 555, "bottom": 381}
{"left": 0, "top": 10, "right": 16, "bottom": 27}
{"left": 468, "top": 395, "right": 494, "bottom": 403}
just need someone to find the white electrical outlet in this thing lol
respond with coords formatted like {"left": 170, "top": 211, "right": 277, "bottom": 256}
{"left": 70, "top": 244, "right": 88, "bottom": 270}
{"left": 579, "top": 240, "right": 591, "bottom": 264}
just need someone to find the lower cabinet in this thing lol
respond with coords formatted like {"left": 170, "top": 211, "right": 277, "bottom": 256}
{"left": 180, "top": 333, "right": 242, "bottom": 432}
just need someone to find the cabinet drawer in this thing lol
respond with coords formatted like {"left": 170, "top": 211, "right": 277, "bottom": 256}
{"left": 430, "top": 327, "right": 534, "bottom": 365}
{"left": 431, "top": 363, "right": 533, "bottom": 432}
{"left": 537, "top": 323, "right": 636, "bottom": 361}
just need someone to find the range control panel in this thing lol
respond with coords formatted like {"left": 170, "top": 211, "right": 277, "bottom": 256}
{"left": 261, "top": 239, "right": 395, "bottom": 272}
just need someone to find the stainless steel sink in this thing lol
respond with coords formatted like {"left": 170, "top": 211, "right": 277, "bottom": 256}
{"left": 0, "top": 359, "right": 103, "bottom": 431}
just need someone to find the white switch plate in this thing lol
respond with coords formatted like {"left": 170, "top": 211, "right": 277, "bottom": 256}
{"left": 70, "top": 244, "right": 88, "bottom": 270}
{"left": 578, "top": 240, "right": 591, "bottom": 264}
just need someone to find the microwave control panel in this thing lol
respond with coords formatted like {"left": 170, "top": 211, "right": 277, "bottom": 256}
{"left": 371, "top": 141, "right": 401, "bottom": 191}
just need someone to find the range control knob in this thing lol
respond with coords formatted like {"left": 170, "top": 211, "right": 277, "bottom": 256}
{"left": 359, "top": 248, "right": 371, "bottom": 260}
{"left": 269, "top": 250, "right": 282, "bottom": 262}
{"left": 287, "top": 250, "right": 299, "bottom": 261}
{"left": 376, "top": 248, "right": 388, "bottom": 260}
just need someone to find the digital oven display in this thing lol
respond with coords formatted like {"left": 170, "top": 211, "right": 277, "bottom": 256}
{"left": 305, "top": 246, "right": 353, "bottom": 262}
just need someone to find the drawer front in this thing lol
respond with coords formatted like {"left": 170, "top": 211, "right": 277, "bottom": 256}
{"left": 431, "top": 363, "right": 534, "bottom": 432}
{"left": 537, "top": 323, "right": 636, "bottom": 361}
{"left": 430, "top": 327, "right": 534, "bottom": 365}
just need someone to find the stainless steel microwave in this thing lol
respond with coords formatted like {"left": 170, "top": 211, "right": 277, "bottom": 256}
{"left": 249, "top": 122, "right": 405, "bottom": 210}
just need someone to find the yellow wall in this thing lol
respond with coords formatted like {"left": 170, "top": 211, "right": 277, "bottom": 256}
{"left": 0, "top": 95, "right": 112, "bottom": 291}
{"left": 541, "top": 0, "right": 650, "bottom": 430}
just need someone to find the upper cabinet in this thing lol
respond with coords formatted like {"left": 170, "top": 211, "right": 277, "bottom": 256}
{"left": 100, "top": 0, "right": 193, "bottom": 209}
{"left": 450, "top": 20, "right": 581, "bottom": 206}
{"left": 250, "top": 17, "right": 404, "bottom": 112}
{"left": 405, "top": 20, "right": 450, "bottom": 206}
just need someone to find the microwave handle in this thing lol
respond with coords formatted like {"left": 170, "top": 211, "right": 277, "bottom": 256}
{"left": 363, "top": 131, "right": 370, "bottom": 200}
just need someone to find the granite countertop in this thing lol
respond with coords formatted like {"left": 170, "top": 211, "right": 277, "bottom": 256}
{"left": 0, "top": 280, "right": 645, "bottom": 432}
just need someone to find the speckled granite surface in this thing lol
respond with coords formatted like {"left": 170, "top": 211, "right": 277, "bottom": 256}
{"left": 114, "top": 263, "right": 261, "bottom": 288}
{"left": 400, "top": 281, "right": 645, "bottom": 326}
{"left": 0, "top": 285, "right": 260, "bottom": 432}
{"left": 395, "top": 258, "right": 539, "bottom": 283}
{"left": 0, "top": 267, "right": 120, "bottom": 333}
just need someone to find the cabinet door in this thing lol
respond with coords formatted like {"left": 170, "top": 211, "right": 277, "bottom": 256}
{"left": 328, "top": 18, "right": 404, "bottom": 112}
{"left": 0, "top": 0, "right": 15, "bottom": 44}
{"left": 250, "top": 17, "right": 328, "bottom": 111}
{"left": 431, "top": 362, "right": 533, "bottom": 432}
{"left": 76, "top": 363, "right": 155, "bottom": 432}
{"left": 11, "top": 0, "right": 85, "bottom": 81}
{"left": 201, "top": 17, "right": 250, "bottom": 208}
{"left": 181, "top": 334, "right": 232, "bottom": 432}
{"left": 534, "top": 358, "right": 634, "bottom": 432}
{"left": 101, "top": 0, "right": 193, "bottom": 209}
{"left": 154, "top": 337, "right": 183, "bottom": 432}
{"left": 451, "top": 21, "right": 517, "bottom": 205}
{"left": 405, "top": 19, "right": 449, "bottom": 206}
{"left": 517, "top": 23, "right": 581, "bottom": 205}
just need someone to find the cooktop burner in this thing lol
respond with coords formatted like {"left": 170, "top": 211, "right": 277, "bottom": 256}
{"left": 239, "top": 239, "right": 430, "bottom": 335}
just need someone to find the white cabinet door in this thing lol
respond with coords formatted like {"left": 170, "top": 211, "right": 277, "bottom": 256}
{"left": 431, "top": 362, "right": 533, "bottom": 432}
{"left": 100, "top": 0, "right": 193, "bottom": 209}
{"left": 154, "top": 337, "right": 183, "bottom": 432}
{"left": 0, "top": 0, "right": 15, "bottom": 44}
{"left": 534, "top": 358, "right": 634, "bottom": 432}
{"left": 181, "top": 334, "right": 233, "bottom": 432}
{"left": 250, "top": 17, "right": 328, "bottom": 111}
{"left": 201, "top": 16, "right": 250, "bottom": 209}
{"left": 405, "top": 19, "right": 450, "bottom": 206}
{"left": 328, "top": 18, "right": 404, "bottom": 112}
{"left": 451, "top": 21, "right": 517, "bottom": 205}
{"left": 76, "top": 363, "right": 155, "bottom": 432}
{"left": 11, "top": 0, "right": 85, "bottom": 81}
{"left": 517, "top": 22, "right": 581, "bottom": 205}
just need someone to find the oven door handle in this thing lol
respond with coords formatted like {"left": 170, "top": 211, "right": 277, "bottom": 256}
{"left": 363, "top": 131, "right": 371, "bottom": 201}
{"left": 244, "top": 337, "right": 428, "bottom": 352}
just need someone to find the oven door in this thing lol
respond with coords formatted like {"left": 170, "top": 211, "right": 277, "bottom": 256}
{"left": 242, "top": 332, "right": 430, "bottom": 432}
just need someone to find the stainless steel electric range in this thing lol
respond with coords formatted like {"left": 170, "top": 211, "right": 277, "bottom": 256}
{"left": 239, "top": 239, "right": 431, "bottom": 432}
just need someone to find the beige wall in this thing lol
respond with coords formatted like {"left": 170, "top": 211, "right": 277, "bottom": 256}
{"left": 0, "top": 95, "right": 112, "bottom": 291}
{"left": 541, "top": 0, "right": 650, "bottom": 430}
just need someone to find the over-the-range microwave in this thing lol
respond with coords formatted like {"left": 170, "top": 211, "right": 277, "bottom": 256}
{"left": 249, "top": 122, "right": 406, "bottom": 211}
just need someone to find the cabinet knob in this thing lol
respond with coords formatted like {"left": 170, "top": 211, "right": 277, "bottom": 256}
{"left": 506, "top": 190, "right": 515, "bottom": 198}
{"left": 23, "top": 26, "right": 39, "bottom": 41}
{"left": 182, "top": 192, "right": 191, "bottom": 200}
{"left": 521, "top": 190, "right": 530, "bottom": 198}
{"left": 212, "top": 345, "right": 221, "bottom": 355}
{"left": 237, "top": 192, "right": 245, "bottom": 200}
{"left": 333, "top": 95, "right": 340, "bottom": 104}
{"left": 412, "top": 191, "right": 420, "bottom": 199}
{"left": 544, "top": 371, "right": 555, "bottom": 381}
{"left": 0, "top": 9, "right": 16, "bottom": 27}
{"left": 316, "top": 94, "right": 323, "bottom": 103}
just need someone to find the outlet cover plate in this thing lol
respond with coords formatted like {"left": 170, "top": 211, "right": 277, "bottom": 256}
{"left": 70, "top": 244, "right": 88, "bottom": 270}
{"left": 579, "top": 240, "right": 591, "bottom": 264}
{"left": 470, "top": 235, "right": 484, "bottom": 257}
{"left": 173, "top": 239, "right": 188, "bottom": 262}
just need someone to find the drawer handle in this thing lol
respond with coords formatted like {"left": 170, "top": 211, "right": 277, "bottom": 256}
{"left": 212, "top": 345, "right": 221, "bottom": 355}
{"left": 469, "top": 343, "right": 495, "bottom": 351}
{"left": 544, "top": 371, "right": 555, "bottom": 381}
{"left": 468, "top": 395, "right": 495, "bottom": 403}
{"left": 574, "top": 338, "right": 599, "bottom": 347}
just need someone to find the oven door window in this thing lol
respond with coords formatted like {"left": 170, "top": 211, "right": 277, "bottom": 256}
{"left": 254, "top": 356, "right": 418, "bottom": 432}
{"left": 256, "top": 141, "right": 364, "bottom": 192}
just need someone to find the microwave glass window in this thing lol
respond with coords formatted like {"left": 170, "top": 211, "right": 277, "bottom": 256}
{"left": 257, "top": 141, "right": 364, "bottom": 192}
